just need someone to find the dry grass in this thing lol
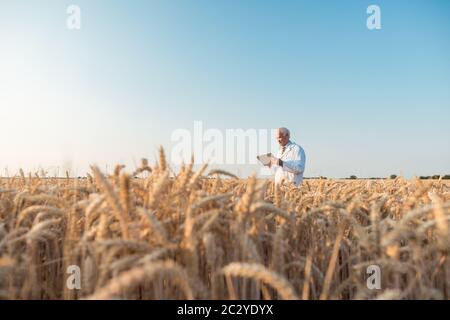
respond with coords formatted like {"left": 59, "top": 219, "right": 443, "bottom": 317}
{"left": 0, "top": 153, "right": 450, "bottom": 300}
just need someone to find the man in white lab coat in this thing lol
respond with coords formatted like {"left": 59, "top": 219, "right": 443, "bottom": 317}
{"left": 268, "top": 127, "right": 306, "bottom": 187}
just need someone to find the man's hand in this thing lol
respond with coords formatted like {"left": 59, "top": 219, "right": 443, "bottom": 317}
{"left": 269, "top": 157, "right": 283, "bottom": 168}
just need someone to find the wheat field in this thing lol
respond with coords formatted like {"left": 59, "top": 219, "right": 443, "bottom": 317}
{"left": 0, "top": 149, "right": 449, "bottom": 300}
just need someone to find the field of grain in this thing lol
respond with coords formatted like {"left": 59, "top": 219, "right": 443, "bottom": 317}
{"left": 1, "top": 150, "right": 449, "bottom": 300}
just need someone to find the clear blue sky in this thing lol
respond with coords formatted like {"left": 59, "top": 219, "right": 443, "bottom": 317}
{"left": 0, "top": 0, "right": 449, "bottom": 178}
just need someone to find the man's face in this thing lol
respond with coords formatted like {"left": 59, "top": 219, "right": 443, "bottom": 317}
{"left": 276, "top": 130, "right": 289, "bottom": 147}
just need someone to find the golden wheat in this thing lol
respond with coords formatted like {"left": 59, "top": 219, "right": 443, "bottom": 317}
{"left": 0, "top": 150, "right": 449, "bottom": 300}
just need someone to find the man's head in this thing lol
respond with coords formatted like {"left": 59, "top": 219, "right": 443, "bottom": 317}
{"left": 276, "top": 127, "right": 290, "bottom": 147}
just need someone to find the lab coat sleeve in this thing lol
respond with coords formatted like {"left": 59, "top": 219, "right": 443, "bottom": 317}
{"left": 282, "top": 147, "right": 305, "bottom": 175}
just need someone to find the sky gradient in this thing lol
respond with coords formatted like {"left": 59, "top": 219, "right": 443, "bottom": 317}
{"left": 0, "top": 0, "right": 449, "bottom": 178}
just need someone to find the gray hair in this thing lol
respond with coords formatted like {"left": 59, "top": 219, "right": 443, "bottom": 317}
{"left": 278, "top": 127, "right": 290, "bottom": 138}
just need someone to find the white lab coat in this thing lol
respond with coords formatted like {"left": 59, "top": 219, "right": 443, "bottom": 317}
{"left": 272, "top": 141, "right": 306, "bottom": 186}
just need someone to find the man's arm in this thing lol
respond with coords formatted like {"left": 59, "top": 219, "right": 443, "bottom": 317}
{"left": 269, "top": 155, "right": 280, "bottom": 176}
{"left": 280, "top": 146, "right": 305, "bottom": 175}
